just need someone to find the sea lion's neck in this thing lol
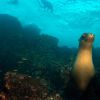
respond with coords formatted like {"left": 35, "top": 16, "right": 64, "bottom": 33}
{"left": 77, "top": 47, "right": 93, "bottom": 64}
{"left": 75, "top": 47, "right": 94, "bottom": 71}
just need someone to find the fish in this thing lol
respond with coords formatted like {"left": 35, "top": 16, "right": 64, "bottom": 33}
{"left": 39, "top": 0, "right": 53, "bottom": 12}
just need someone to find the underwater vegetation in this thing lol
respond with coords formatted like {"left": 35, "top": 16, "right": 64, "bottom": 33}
{"left": 0, "top": 14, "right": 100, "bottom": 100}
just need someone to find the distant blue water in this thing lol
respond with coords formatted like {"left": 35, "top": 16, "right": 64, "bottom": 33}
{"left": 0, "top": 0, "right": 100, "bottom": 47}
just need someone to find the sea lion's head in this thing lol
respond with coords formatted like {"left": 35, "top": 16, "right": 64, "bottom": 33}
{"left": 79, "top": 33, "right": 95, "bottom": 49}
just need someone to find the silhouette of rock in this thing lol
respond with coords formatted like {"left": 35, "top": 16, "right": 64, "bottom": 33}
{"left": 0, "top": 14, "right": 23, "bottom": 86}
{"left": 0, "top": 14, "right": 22, "bottom": 41}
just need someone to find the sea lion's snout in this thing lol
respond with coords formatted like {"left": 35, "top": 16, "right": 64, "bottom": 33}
{"left": 86, "top": 33, "right": 95, "bottom": 42}
{"left": 79, "top": 33, "right": 95, "bottom": 43}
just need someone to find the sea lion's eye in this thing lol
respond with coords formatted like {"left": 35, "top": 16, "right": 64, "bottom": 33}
{"left": 79, "top": 33, "right": 87, "bottom": 42}
{"left": 82, "top": 33, "right": 87, "bottom": 38}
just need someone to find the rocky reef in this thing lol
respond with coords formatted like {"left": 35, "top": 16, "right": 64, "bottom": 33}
{"left": 0, "top": 14, "right": 73, "bottom": 100}
{"left": 0, "top": 71, "right": 62, "bottom": 100}
{"left": 0, "top": 14, "right": 100, "bottom": 100}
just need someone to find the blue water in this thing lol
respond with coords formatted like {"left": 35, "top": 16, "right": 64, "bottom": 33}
{"left": 0, "top": 1, "right": 100, "bottom": 100}
{"left": 0, "top": 0, "right": 100, "bottom": 47}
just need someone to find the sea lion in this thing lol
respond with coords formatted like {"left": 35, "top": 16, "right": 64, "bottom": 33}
{"left": 63, "top": 33, "right": 100, "bottom": 100}
{"left": 72, "top": 33, "right": 95, "bottom": 91}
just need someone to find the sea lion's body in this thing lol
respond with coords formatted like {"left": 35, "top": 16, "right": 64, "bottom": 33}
{"left": 72, "top": 33, "right": 95, "bottom": 90}
{"left": 64, "top": 33, "right": 100, "bottom": 100}
{"left": 72, "top": 46, "right": 95, "bottom": 90}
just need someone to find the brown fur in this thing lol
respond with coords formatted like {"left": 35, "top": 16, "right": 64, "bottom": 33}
{"left": 72, "top": 34, "right": 95, "bottom": 91}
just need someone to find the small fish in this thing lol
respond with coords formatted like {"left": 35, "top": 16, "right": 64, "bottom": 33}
{"left": 13, "top": 69, "right": 18, "bottom": 72}
{"left": 21, "top": 57, "right": 28, "bottom": 61}
{"left": 17, "top": 61, "right": 24, "bottom": 64}
{"left": 39, "top": 0, "right": 53, "bottom": 12}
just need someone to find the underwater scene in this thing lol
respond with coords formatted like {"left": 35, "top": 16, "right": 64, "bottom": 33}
{"left": 0, "top": 0, "right": 100, "bottom": 100}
